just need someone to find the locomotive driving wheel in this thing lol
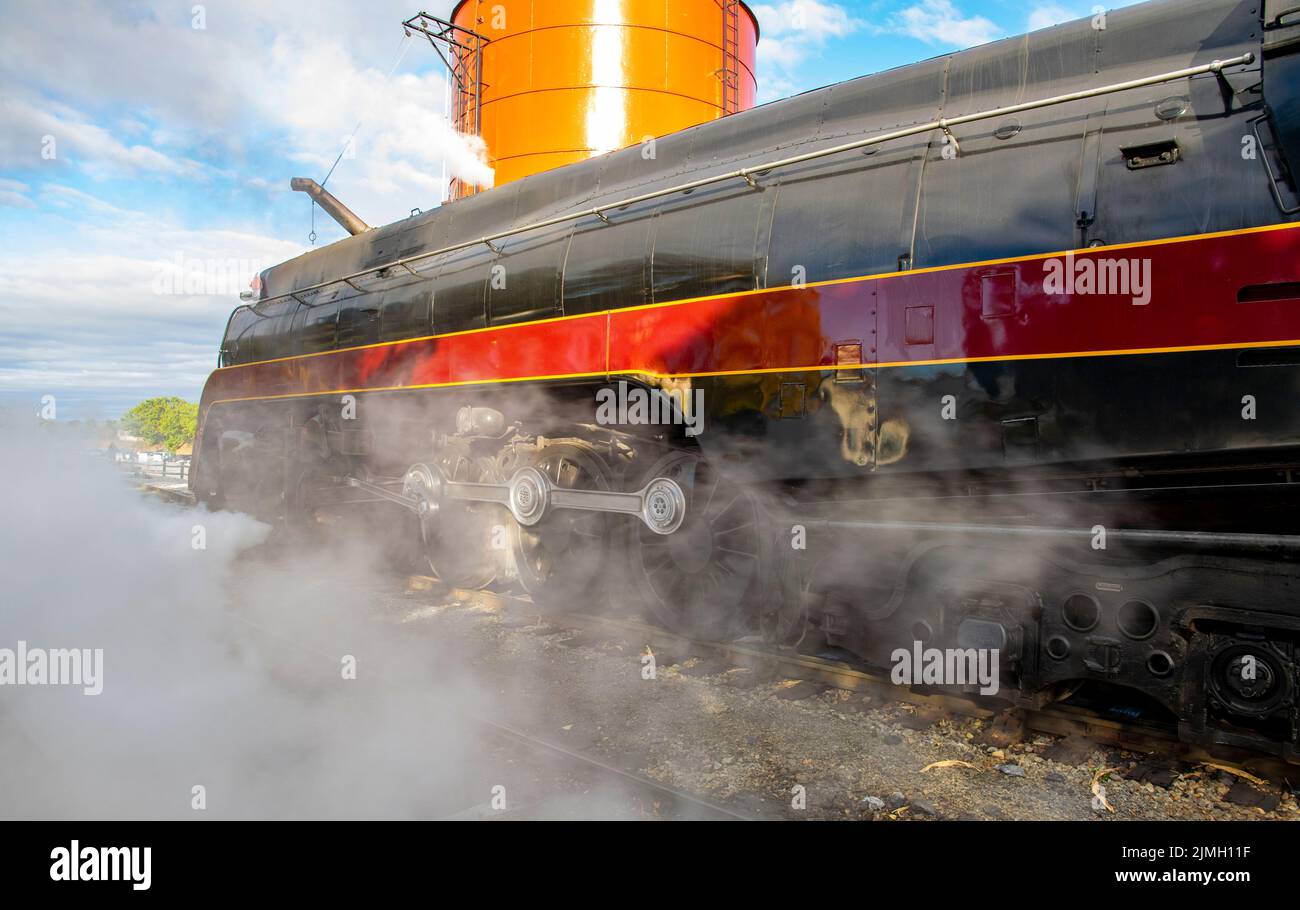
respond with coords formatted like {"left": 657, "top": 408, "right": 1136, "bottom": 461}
{"left": 408, "top": 451, "right": 505, "bottom": 590}
{"left": 627, "top": 450, "right": 772, "bottom": 640}
{"left": 510, "top": 442, "right": 614, "bottom": 611}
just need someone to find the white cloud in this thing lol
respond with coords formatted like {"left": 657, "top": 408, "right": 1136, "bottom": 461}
{"left": 0, "top": 178, "right": 35, "bottom": 209}
{"left": 0, "top": 187, "right": 304, "bottom": 397}
{"left": 751, "top": 1, "right": 862, "bottom": 101}
{"left": 0, "top": 1, "right": 496, "bottom": 409}
{"left": 0, "top": 1, "right": 501, "bottom": 415}
{"left": 0, "top": 97, "right": 203, "bottom": 177}
{"left": 891, "top": 0, "right": 1004, "bottom": 48}
{"left": 40, "top": 183, "right": 133, "bottom": 217}
{"left": 753, "top": 0, "right": 861, "bottom": 39}
{"left": 1027, "top": 4, "right": 1082, "bottom": 31}
{"left": 0, "top": 0, "right": 490, "bottom": 218}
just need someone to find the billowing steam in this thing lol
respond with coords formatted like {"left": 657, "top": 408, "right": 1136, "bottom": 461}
{"left": 0, "top": 415, "right": 490, "bottom": 819}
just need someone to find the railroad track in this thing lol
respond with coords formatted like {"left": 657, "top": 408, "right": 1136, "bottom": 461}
{"left": 226, "top": 593, "right": 765, "bottom": 820}
{"left": 426, "top": 581, "right": 1297, "bottom": 783}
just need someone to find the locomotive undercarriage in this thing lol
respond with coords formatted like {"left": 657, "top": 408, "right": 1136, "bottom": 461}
{"left": 196, "top": 387, "right": 1300, "bottom": 762}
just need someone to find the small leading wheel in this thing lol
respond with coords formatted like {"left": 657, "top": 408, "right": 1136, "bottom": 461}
{"left": 510, "top": 442, "right": 614, "bottom": 611}
{"left": 408, "top": 453, "right": 505, "bottom": 590}
{"left": 627, "top": 451, "right": 771, "bottom": 640}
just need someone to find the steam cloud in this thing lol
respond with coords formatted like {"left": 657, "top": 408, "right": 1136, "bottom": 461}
{"left": 0, "top": 416, "right": 490, "bottom": 819}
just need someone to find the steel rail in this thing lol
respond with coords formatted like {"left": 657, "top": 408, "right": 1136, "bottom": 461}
{"left": 249, "top": 53, "right": 1257, "bottom": 314}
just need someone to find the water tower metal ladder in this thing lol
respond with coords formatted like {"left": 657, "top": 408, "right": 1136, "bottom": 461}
{"left": 720, "top": 0, "right": 742, "bottom": 115}
{"left": 403, "top": 11, "right": 491, "bottom": 199}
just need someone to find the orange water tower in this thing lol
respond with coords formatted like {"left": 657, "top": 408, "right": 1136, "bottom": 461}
{"left": 446, "top": 0, "right": 758, "bottom": 197}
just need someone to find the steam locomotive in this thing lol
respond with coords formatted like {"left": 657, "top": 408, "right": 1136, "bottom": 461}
{"left": 194, "top": 0, "right": 1300, "bottom": 760}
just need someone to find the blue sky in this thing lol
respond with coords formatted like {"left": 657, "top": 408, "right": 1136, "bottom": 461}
{"left": 0, "top": 0, "right": 1143, "bottom": 419}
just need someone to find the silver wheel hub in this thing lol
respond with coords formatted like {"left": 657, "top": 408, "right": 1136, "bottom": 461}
{"left": 507, "top": 467, "right": 550, "bottom": 526}
{"left": 641, "top": 478, "right": 687, "bottom": 535}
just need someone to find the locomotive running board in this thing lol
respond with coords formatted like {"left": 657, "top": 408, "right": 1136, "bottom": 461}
{"left": 346, "top": 464, "right": 687, "bottom": 535}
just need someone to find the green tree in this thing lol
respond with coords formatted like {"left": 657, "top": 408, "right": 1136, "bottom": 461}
{"left": 121, "top": 397, "right": 198, "bottom": 453}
